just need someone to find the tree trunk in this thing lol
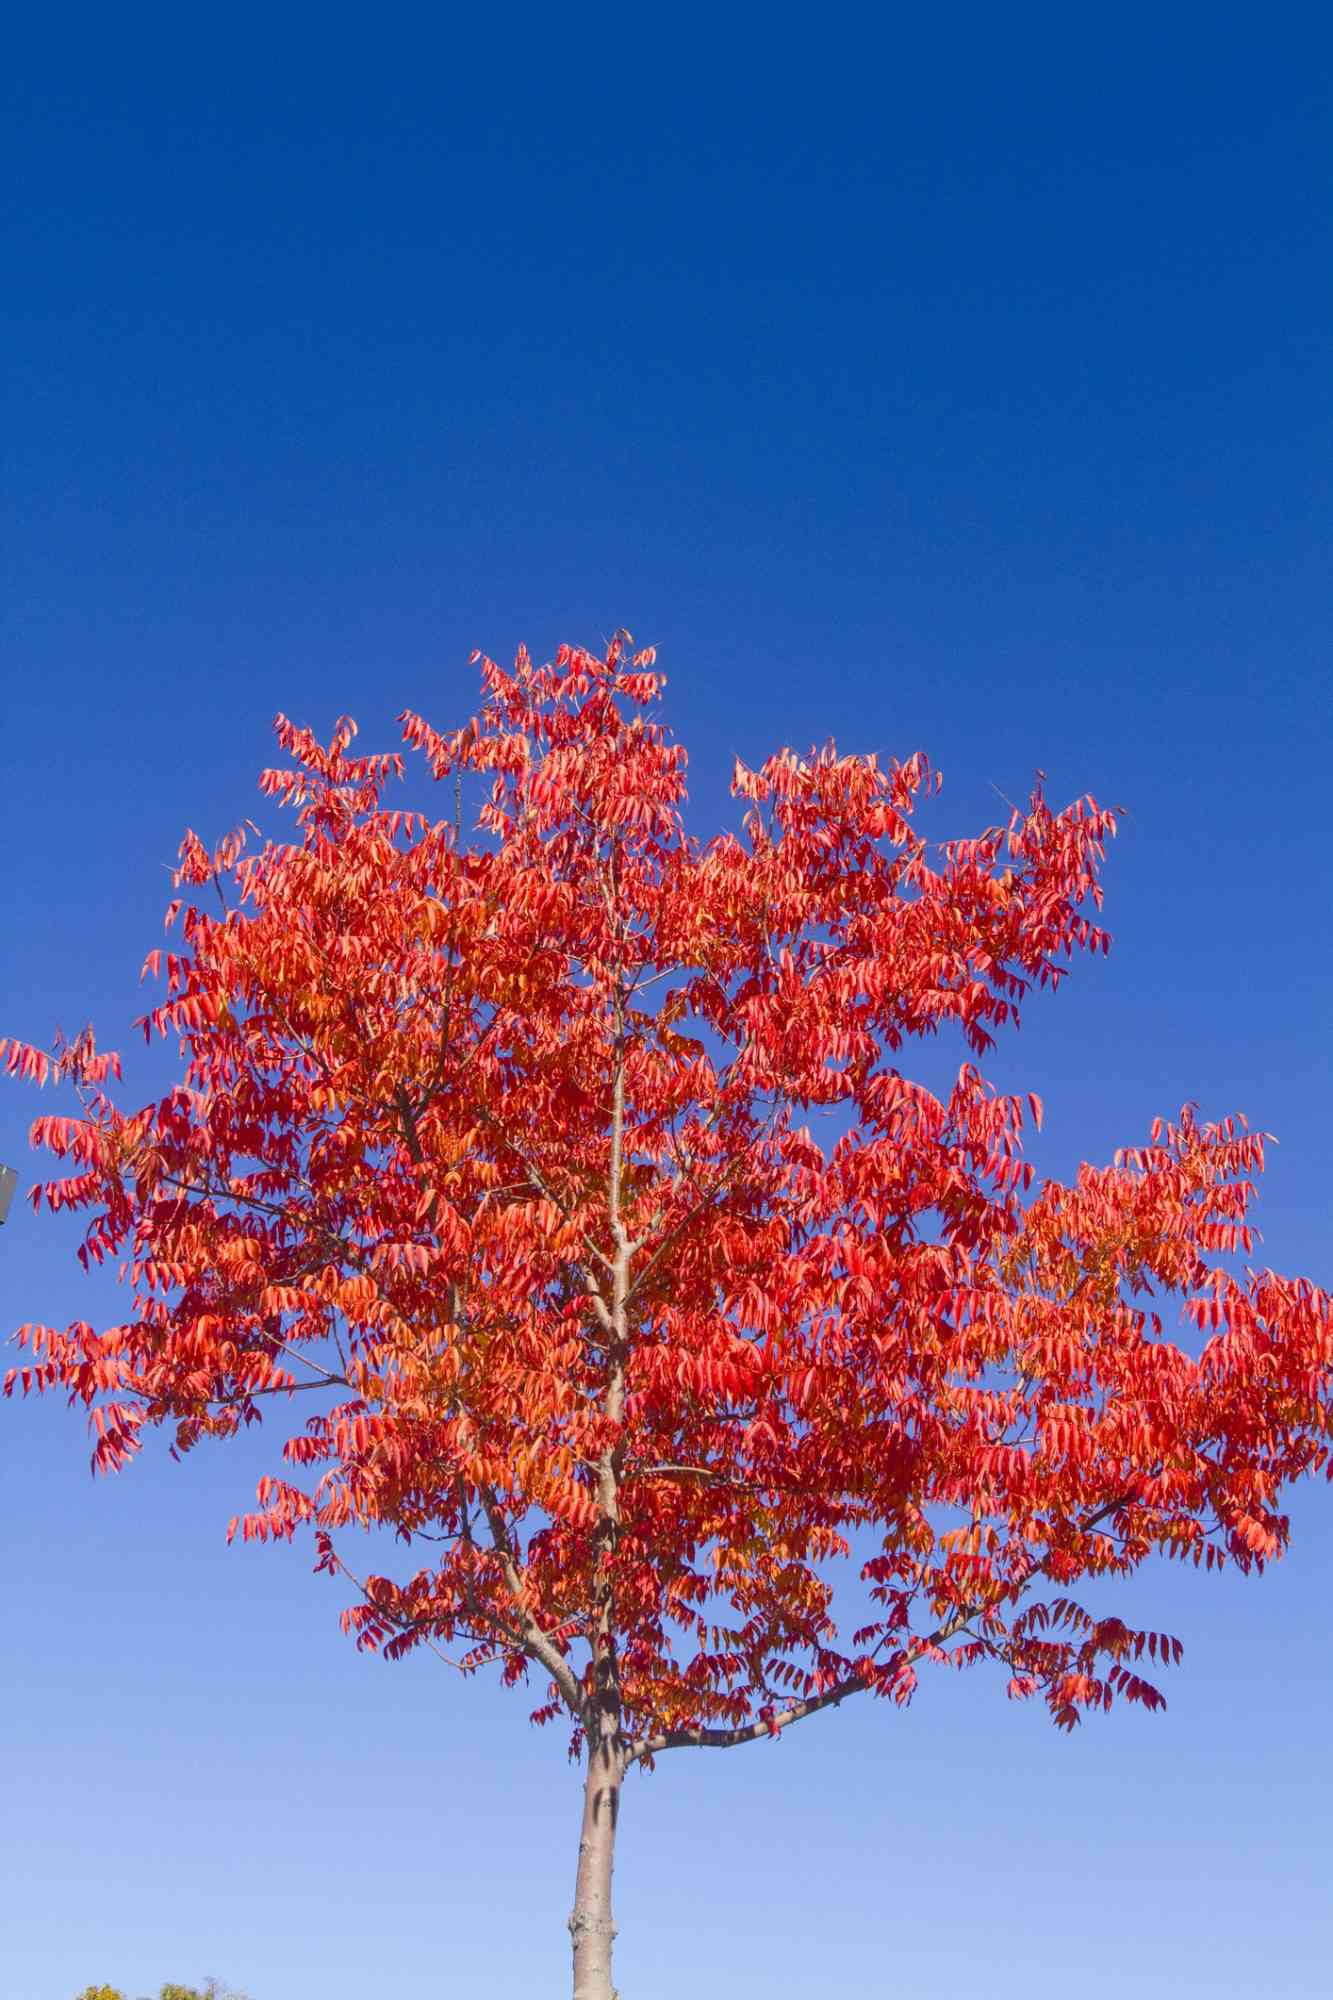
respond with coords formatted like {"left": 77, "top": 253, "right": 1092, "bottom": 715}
{"left": 569, "top": 1727, "right": 623, "bottom": 2000}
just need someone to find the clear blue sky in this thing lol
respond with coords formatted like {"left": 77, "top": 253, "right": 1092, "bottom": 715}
{"left": 3, "top": 9, "right": 1331, "bottom": 1998}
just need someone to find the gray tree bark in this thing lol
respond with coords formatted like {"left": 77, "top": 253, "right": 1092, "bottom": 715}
{"left": 569, "top": 949, "right": 635, "bottom": 1998}
{"left": 569, "top": 1724, "right": 623, "bottom": 2000}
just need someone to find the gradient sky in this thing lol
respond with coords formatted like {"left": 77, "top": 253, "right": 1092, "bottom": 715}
{"left": 3, "top": 10, "right": 1331, "bottom": 1999}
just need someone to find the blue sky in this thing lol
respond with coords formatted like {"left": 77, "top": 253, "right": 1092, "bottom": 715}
{"left": 2, "top": 9, "right": 1331, "bottom": 1997}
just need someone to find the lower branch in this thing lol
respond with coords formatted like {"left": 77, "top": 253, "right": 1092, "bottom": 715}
{"left": 628, "top": 1673, "right": 864, "bottom": 1760}
{"left": 627, "top": 1484, "right": 1146, "bottom": 1763}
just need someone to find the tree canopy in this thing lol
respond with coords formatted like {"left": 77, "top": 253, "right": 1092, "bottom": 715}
{"left": 16, "top": 638, "right": 1332, "bottom": 1998}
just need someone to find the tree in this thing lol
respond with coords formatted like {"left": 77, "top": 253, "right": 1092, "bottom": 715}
{"left": 12, "top": 639, "right": 1332, "bottom": 1999}
{"left": 159, "top": 1982, "right": 250, "bottom": 2000}
{"left": 73, "top": 1984, "right": 247, "bottom": 2000}
{"left": 158, "top": 1984, "right": 248, "bottom": 2000}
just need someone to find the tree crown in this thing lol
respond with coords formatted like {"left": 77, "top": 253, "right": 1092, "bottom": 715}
{"left": 10, "top": 639, "right": 1331, "bottom": 1752}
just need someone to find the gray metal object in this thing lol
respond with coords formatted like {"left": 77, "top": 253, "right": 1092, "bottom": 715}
{"left": 0, "top": 1164, "right": 18, "bottom": 1227}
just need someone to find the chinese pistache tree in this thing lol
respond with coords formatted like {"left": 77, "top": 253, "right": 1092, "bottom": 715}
{"left": 8, "top": 640, "right": 1332, "bottom": 1999}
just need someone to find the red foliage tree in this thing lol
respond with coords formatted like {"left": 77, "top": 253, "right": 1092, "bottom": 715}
{"left": 7, "top": 640, "right": 1332, "bottom": 1999}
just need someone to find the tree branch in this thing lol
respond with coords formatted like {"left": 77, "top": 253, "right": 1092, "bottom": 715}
{"left": 625, "top": 1486, "right": 1145, "bottom": 1763}
{"left": 476, "top": 1484, "right": 587, "bottom": 1718}
{"left": 472, "top": 1105, "right": 616, "bottom": 1326}
{"left": 321, "top": 1545, "right": 471, "bottom": 1675}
